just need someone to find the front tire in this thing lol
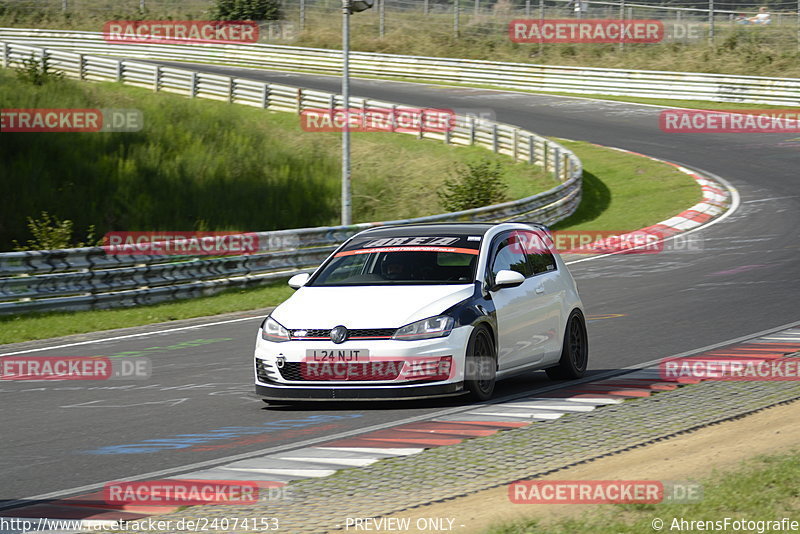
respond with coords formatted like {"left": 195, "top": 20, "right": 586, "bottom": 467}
{"left": 464, "top": 325, "right": 496, "bottom": 401}
{"left": 546, "top": 310, "right": 588, "bottom": 380}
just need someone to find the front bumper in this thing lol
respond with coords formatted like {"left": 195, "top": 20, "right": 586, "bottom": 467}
{"left": 255, "top": 381, "right": 465, "bottom": 401}
{"left": 253, "top": 325, "right": 472, "bottom": 400}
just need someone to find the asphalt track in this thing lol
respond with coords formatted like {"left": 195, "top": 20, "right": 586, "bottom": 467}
{"left": 1, "top": 63, "right": 798, "bottom": 508}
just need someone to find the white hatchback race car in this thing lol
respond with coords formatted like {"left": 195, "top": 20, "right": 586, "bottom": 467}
{"left": 254, "top": 222, "right": 588, "bottom": 402}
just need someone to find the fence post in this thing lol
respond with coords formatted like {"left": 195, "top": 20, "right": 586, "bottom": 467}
{"left": 390, "top": 104, "right": 397, "bottom": 132}
{"left": 300, "top": 0, "right": 306, "bottom": 31}
{"left": 539, "top": 0, "right": 544, "bottom": 20}
{"left": 475, "top": 0, "right": 480, "bottom": 17}
{"left": 140, "top": 0, "right": 145, "bottom": 12}
{"left": 424, "top": 0, "right": 429, "bottom": 15}
{"left": 469, "top": 116, "right": 476, "bottom": 145}
{"left": 618, "top": 0, "right": 625, "bottom": 51}
{"left": 528, "top": 135, "right": 535, "bottom": 164}
{"left": 454, "top": 0, "right": 460, "bottom": 37}
{"left": 525, "top": 0, "right": 531, "bottom": 17}
{"left": 512, "top": 129, "right": 518, "bottom": 161}
{"left": 543, "top": 142, "right": 548, "bottom": 172}
{"left": 797, "top": 0, "right": 800, "bottom": 52}
{"left": 418, "top": 109, "right": 425, "bottom": 139}
{"left": 154, "top": 65, "right": 160, "bottom": 92}
{"left": 492, "top": 124, "right": 498, "bottom": 153}
{"left": 62, "top": 0, "right": 67, "bottom": 13}
{"left": 379, "top": 0, "right": 385, "bottom": 38}
{"left": 262, "top": 84, "right": 270, "bottom": 108}
{"left": 554, "top": 146, "right": 561, "bottom": 180}
{"left": 708, "top": 0, "right": 714, "bottom": 44}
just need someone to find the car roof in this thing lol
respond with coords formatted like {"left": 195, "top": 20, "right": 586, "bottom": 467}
{"left": 353, "top": 222, "right": 548, "bottom": 239}
{"left": 354, "top": 223, "right": 500, "bottom": 239}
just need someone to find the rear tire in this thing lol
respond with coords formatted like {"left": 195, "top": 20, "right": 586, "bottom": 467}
{"left": 546, "top": 311, "right": 588, "bottom": 380}
{"left": 464, "top": 325, "right": 496, "bottom": 401}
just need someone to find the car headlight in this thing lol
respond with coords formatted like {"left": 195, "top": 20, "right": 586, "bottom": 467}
{"left": 393, "top": 316, "right": 454, "bottom": 341}
{"left": 261, "top": 316, "right": 290, "bottom": 342}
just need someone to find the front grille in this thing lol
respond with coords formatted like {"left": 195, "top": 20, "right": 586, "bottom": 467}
{"left": 290, "top": 328, "right": 396, "bottom": 340}
{"left": 277, "top": 361, "right": 404, "bottom": 381}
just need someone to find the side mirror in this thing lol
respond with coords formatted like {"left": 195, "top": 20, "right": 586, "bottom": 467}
{"left": 493, "top": 270, "right": 525, "bottom": 290}
{"left": 288, "top": 273, "right": 311, "bottom": 289}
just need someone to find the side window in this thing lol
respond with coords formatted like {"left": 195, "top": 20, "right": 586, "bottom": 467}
{"left": 520, "top": 230, "right": 557, "bottom": 275}
{"left": 490, "top": 233, "right": 531, "bottom": 279}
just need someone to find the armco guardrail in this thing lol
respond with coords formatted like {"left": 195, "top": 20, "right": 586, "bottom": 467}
{"left": 2, "top": 28, "right": 800, "bottom": 105}
{"left": 0, "top": 40, "right": 581, "bottom": 315}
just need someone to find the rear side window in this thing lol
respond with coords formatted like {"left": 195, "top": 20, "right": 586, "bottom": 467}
{"left": 521, "top": 230, "right": 557, "bottom": 275}
{"left": 502, "top": 230, "right": 558, "bottom": 277}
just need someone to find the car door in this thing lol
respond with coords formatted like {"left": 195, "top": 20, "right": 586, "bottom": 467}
{"left": 520, "top": 229, "right": 564, "bottom": 363}
{"left": 487, "top": 231, "right": 544, "bottom": 371}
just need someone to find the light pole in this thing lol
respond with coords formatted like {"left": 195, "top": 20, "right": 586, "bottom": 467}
{"left": 341, "top": 0, "right": 373, "bottom": 226}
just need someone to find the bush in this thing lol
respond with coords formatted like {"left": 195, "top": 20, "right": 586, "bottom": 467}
{"left": 212, "top": 0, "right": 281, "bottom": 21}
{"left": 438, "top": 159, "right": 509, "bottom": 212}
{"left": 12, "top": 212, "right": 96, "bottom": 251}
{"left": 15, "top": 54, "right": 64, "bottom": 86}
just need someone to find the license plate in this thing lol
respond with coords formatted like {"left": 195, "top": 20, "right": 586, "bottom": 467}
{"left": 305, "top": 349, "right": 369, "bottom": 362}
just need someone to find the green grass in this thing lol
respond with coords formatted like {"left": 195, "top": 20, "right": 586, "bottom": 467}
{"left": 3, "top": 2, "right": 800, "bottom": 78}
{"left": 484, "top": 449, "right": 800, "bottom": 533}
{"left": 0, "top": 282, "right": 294, "bottom": 345}
{"left": 0, "top": 67, "right": 551, "bottom": 250}
{"left": 0, "top": 137, "right": 702, "bottom": 345}
{"left": 552, "top": 140, "right": 702, "bottom": 233}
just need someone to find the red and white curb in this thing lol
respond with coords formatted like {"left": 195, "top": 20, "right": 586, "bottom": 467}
{"left": 607, "top": 146, "right": 734, "bottom": 238}
{"left": 4, "top": 328, "right": 798, "bottom": 533}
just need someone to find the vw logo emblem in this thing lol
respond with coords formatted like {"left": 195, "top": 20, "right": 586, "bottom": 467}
{"left": 276, "top": 355, "right": 285, "bottom": 368}
{"left": 330, "top": 325, "right": 348, "bottom": 344}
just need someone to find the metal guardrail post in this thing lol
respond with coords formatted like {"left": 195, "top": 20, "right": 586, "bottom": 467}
{"left": 116, "top": 60, "right": 122, "bottom": 82}
{"left": 492, "top": 124, "right": 498, "bottom": 153}
{"left": 1, "top": 42, "right": 7, "bottom": 68}
{"left": 77, "top": 53, "right": 84, "bottom": 80}
{"left": 154, "top": 65, "right": 160, "bottom": 92}
{"left": 528, "top": 135, "right": 535, "bottom": 165}
{"left": 512, "top": 129, "right": 519, "bottom": 161}
{"left": 297, "top": 88, "right": 303, "bottom": 113}
{"left": 543, "top": 142, "right": 548, "bottom": 172}
{"left": 262, "top": 83, "right": 270, "bottom": 108}
{"left": 469, "top": 117, "right": 476, "bottom": 145}
{"left": 554, "top": 147, "right": 561, "bottom": 180}
{"left": 190, "top": 71, "right": 197, "bottom": 97}
{"left": 228, "top": 76, "right": 234, "bottom": 103}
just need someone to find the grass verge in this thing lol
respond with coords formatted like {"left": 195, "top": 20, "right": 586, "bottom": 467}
{"left": 0, "top": 139, "right": 703, "bottom": 345}
{"left": 484, "top": 449, "right": 800, "bottom": 533}
{"left": 0, "top": 67, "right": 551, "bottom": 250}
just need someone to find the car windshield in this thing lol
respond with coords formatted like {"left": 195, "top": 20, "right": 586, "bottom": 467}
{"left": 309, "top": 234, "right": 480, "bottom": 286}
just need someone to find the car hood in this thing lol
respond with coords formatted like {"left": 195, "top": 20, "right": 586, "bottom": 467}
{"left": 271, "top": 284, "right": 475, "bottom": 329}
